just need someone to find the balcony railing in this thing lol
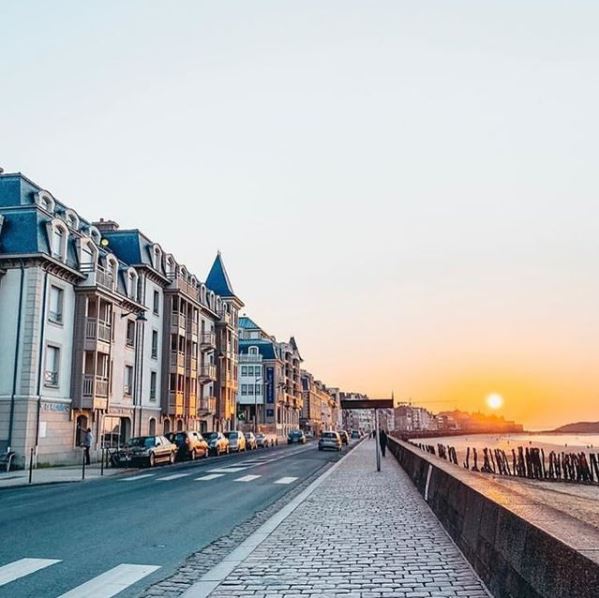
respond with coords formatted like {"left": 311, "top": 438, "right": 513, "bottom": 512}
{"left": 82, "top": 375, "right": 109, "bottom": 397}
{"left": 168, "top": 391, "right": 184, "bottom": 415}
{"left": 189, "top": 320, "right": 199, "bottom": 336}
{"left": 188, "top": 356, "right": 198, "bottom": 371}
{"left": 81, "top": 264, "right": 114, "bottom": 291}
{"left": 170, "top": 351, "right": 185, "bottom": 368}
{"left": 199, "top": 364, "right": 217, "bottom": 381}
{"left": 85, "top": 318, "right": 112, "bottom": 343}
{"left": 200, "top": 331, "right": 216, "bottom": 350}
{"left": 169, "top": 274, "right": 200, "bottom": 302}
{"left": 171, "top": 313, "right": 186, "bottom": 330}
{"left": 198, "top": 395, "right": 217, "bottom": 414}
{"left": 239, "top": 353, "right": 262, "bottom": 363}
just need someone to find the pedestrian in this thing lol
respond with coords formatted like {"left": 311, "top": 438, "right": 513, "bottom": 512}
{"left": 379, "top": 429, "right": 388, "bottom": 457}
{"left": 80, "top": 426, "right": 93, "bottom": 465}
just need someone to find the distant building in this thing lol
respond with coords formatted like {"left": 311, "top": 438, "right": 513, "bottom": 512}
{"left": 394, "top": 405, "right": 437, "bottom": 432}
{"left": 340, "top": 392, "right": 375, "bottom": 433}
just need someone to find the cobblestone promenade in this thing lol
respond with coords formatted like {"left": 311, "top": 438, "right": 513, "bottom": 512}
{"left": 207, "top": 439, "right": 489, "bottom": 597}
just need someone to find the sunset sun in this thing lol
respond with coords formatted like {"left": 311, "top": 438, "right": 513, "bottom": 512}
{"left": 486, "top": 393, "right": 504, "bottom": 410}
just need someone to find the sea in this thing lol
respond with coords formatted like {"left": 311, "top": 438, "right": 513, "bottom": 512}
{"left": 411, "top": 433, "right": 599, "bottom": 461}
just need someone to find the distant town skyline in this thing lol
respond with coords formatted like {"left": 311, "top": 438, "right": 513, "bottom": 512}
{"left": 2, "top": 1, "right": 599, "bottom": 428}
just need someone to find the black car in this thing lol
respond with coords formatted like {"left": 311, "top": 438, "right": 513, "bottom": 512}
{"left": 113, "top": 435, "right": 177, "bottom": 467}
{"left": 287, "top": 430, "right": 306, "bottom": 444}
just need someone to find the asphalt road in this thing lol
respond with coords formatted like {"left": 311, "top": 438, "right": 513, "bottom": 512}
{"left": 0, "top": 441, "right": 348, "bottom": 597}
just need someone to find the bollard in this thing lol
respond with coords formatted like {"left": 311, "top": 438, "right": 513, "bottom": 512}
{"left": 100, "top": 447, "right": 104, "bottom": 476}
{"left": 82, "top": 449, "right": 86, "bottom": 480}
{"left": 28, "top": 447, "right": 34, "bottom": 484}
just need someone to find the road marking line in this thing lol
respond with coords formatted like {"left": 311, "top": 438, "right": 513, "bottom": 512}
{"left": 0, "top": 558, "right": 61, "bottom": 587}
{"left": 195, "top": 474, "right": 225, "bottom": 481}
{"left": 119, "top": 474, "right": 155, "bottom": 481}
{"left": 234, "top": 475, "right": 261, "bottom": 482}
{"left": 208, "top": 467, "right": 248, "bottom": 473}
{"left": 58, "top": 563, "right": 160, "bottom": 598}
{"left": 157, "top": 473, "right": 191, "bottom": 481}
{"left": 274, "top": 477, "right": 298, "bottom": 485}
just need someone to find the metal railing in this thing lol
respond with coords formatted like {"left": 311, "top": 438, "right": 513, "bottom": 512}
{"left": 199, "top": 364, "right": 217, "bottom": 380}
{"left": 85, "top": 318, "right": 111, "bottom": 343}
{"left": 200, "top": 331, "right": 216, "bottom": 348}
{"left": 82, "top": 375, "right": 109, "bottom": 397}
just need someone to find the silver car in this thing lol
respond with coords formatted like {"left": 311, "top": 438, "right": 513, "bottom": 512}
{"left": 318, "top": 431, "right": 342, "bottom": 451}
{"left": 224, "top": 430, "right": 246, "bottom": 452}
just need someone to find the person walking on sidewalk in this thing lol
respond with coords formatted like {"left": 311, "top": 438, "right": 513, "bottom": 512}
{"left": 379, "top": 429, "right": 388, "bottom": 457}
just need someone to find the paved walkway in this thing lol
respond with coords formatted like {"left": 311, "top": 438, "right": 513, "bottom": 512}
{"left": 204, "top": 439, "right": 489, "bottom": 598}
{"left": 0, "top": 463, "right": 125, "bottom": 488}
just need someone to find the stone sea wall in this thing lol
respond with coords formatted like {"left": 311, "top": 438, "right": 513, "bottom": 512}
{"left": 388, "top": 436, "right": 599, "bottom": 598}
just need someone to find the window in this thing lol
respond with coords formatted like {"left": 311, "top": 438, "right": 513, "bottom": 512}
{"left": 150, "top": 372, "right": 157, "bottom": 401}
{"left": 256, "top": 384, "right": 262, "bottom": 395}
{"left": 126, "top": 320, "right": 135, "bottom": 347}
{"left": 44, "top": 345, "right": 60, "bottom": 386}
{"left": 248, "top": 384, "right": 254, "bottom": 395}
{"left": 151, "top": 330, "right": 158, "bottom": 359}
{"left": 51, "top": 226, "right": 65, "bottom": 259}
{"left": 124, "top": 366, "right": 133, "bottom": 396}
{"left": 241, "top": 366, "right": 248, "bottom": 376}
{"left": 249, "top": 346, "right": 258, "bottom": 355}
{"left": 241, "top": 384, "right": 248, "bottom": 396}
{"left": 153, "top": 290, "right": 160, "bottom": 315}
{"left": 48, "top": 286, "right": 64, "bottom": 324}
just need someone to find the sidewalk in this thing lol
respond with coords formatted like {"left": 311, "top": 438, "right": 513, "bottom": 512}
{"left": 198, "top": 439, "right": 489, "bottom": 598}
{"left": 0, "top": 462, "right": 126, "bottom": 489}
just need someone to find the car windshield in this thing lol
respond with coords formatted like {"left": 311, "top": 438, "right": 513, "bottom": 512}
{"left": 322, "top": 432, "right": 337, "bottom": 439}
{"left": 174, "top": 433, "right": 187, "bottom": 442}
{"left": 289, "top": 431, "right": 301, "bottom": 437}
{"left": 256, "top": 434, "right": 265, "bottom": 439}
{"left": 128, "top": 437, "right": 154, "bottom": 448}
{"left": 225, "top": 432, "right": 238, "bottom": 439}
{"left": 245, "top": 433, "right": 253, "bottom": 438}
{"left": 206, "top": 432, "right": 219, "bottom": 440}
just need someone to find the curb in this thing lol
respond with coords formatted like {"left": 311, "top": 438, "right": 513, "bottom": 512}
{"left": 181, "top": 438, "right": 365, "bottom": 598}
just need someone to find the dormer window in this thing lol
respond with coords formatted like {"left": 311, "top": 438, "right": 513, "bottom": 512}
{"left": 152, "top": 244, "right": 162, "bottom": 271}
{"left": 48, "top": 219, "right": 69, "bottom": 261}
{"left": 165, "top": 255, "right": 176, "bottom": 279}
{"left": 105, "top": 254, "right": 119, "bottom": 291}
{"left": 64, "top": 209, "right": 80, "bottom": 230}
{"left": 88, "top": 226, "right": 101, "bottom": 245}
{"left": 127, "top": 269, "right": 139, "bottom": 301}
{"left": 77, "top": 238, "right": 97, "bottom": 272}
{"left": 249, "top": 346, "right": 259, "bottom": 356}
{"left": 36, "top": 190, "right": 55, "bottom": 213}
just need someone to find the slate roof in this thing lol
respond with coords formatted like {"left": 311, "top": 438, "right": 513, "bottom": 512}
{"left": 239, "top": 316, "right": 261, "bottom": 330}
{"left": 239, "top": 339, "right": 280, "bottom": 361}
{"left": 206, "top": 252, "right": 236, "bottom": 297}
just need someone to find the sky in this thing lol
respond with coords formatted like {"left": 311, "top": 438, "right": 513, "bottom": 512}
{"left": 1, "top": 1, "right": 598, "bottom": 429}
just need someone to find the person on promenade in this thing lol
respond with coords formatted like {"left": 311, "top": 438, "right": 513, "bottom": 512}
{"left": 379, "top": 429, "right": 388, "bottom": 457}
{"left": 80, "top": 427, "right": 93, "bottom": 465}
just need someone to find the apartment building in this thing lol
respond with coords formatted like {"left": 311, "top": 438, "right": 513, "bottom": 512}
{"left": 300, "top": 372, "right": 338, "bottom": 436}
{"left": 0, "top": 171, "right": 241, "bottom": 465}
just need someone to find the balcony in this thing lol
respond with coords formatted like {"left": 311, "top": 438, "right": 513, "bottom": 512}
{"left": 169, "top": 274, "right": 200, "bottom": 302}
{"left": 82, "top": 374, "right": 109, "bottom": 398}
{"left": 199, "top": 364, "right": 217, "bottom": 382}
{"left": 85, "top": 318, "right": 111, "bottom": 349}
{"left": 198, "top": 395, "right": 216, "bottom": 415}
{"left": 170, "top": 313, "right": 186, "bottom": 332}
{"left": 170, "top": 351, "right": 185, "bottom": 370}
{"left": 187, "top": 393, "right": 197, "bottom": 413}
{"left": 239, "top": 353, "right": 262, "bottom": 363}
{"left": 188, "top": 320, "right": 199, "bottom": 337}
{"left": 187, "top": 356, "right": 198, "bottom": 372}
{"left": 200, "top": 332, "right": 216, "bottom": 351}
{"left": 80, "top": 264, "right": 114, "bottom": 291}
{"left": 168, "top": 391, "right": 184, "bottom": 416}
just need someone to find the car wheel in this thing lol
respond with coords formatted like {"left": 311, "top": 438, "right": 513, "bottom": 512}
{"left": 169, "top": 452, "right": 175, "bottom": 465}
{"left": 149, "top": 453, "right": 156, "bottom": 467}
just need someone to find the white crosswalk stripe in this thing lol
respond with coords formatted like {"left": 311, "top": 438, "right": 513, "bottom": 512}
{"left": 274, "top": 477, "right": 298, "bottom": 485}
{"left": 156, "top": 473, "right": 191, "bottom": 481}
{"left": 208, "top": 467, "right": 248, "bottom": 473}
{"left": 195, "top": 473, "right": 224, "bottom": 481}
{"left": 0, "top": 558, "right": 61, "bottom": 587}
{"left": 58, "top": 564, "right": 160, "bottom": 598}
{"left": 119, "top": 474, "right": 155, "bottom": 481}
{"left": 234, "top": 474, "right": 261, "bottom": 482}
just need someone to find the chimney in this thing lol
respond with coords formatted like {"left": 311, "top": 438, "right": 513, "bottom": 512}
{"left": 93, "top": 218, "right": 119, "bottom": 232}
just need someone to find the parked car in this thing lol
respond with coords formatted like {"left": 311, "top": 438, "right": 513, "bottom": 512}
{"left": 319, "top": 431, "right": 342, "bottom": 451}
{"left": 255, "top": 433, "right": 271, "bottom": 448}
{"left": 115, "top": 435, "right": 177, "bottom": 467}
{"left": 244, "top": 432, "right": 258, "bottom": 450}
{"left": 287, "top": 430, "right": 306, "bottom": 444}
{"left": 205, "top": 432, "right": 229, "bottom": 456}
{"left": 350, "top": 430, "right": 361, "bottom": 439}
{"left": 224, "top": 430, "right": 246, "bottom": 452}
{"left": 338, "top": 430, "right": 349, "bottom": 445}
{"left": 165, "top": 431, "right": 209, "bottom": 461}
